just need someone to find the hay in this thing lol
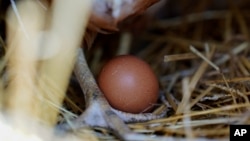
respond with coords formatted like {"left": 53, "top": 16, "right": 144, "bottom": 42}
{"left": 83, "top": 1, "right": 250, "bottom": 140}
{"left": 1, "top": 0, "right": 250, "bottom": 140}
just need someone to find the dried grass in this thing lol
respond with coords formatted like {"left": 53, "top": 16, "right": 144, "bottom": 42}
{"left": 84, "top": 1, "right": 250, "bottom": 140}
{"left": 1, "top": 0, "right": 250, "bottom": 141}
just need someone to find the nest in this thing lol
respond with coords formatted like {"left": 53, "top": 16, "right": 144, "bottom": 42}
{"left": 1, "top": 0, "right": 250, "bottom": 140}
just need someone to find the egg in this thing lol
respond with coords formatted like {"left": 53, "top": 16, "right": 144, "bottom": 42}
{"left": 98, "top": 55, "right": 159, "bottom": 114}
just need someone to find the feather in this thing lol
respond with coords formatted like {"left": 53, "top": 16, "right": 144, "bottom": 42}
{"left": 84, "top": 0, "right": 159, "bottom": 48}
{"left": 89, "top": 0, "right": 159, "bottom": 32}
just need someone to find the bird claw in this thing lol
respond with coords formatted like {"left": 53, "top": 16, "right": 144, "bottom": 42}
{"left": 112, "top": 106, "right": 169, "bottom": 123}
{"left": 56, "top": 48, "right": 168, "bottom": 139}
{"left": 57, "top": 94, "right": 169, "bottom": 130}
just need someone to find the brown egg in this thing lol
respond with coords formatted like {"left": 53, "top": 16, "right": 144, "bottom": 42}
{"left": 98, "top": 55, "right": 159, "bottom": 113}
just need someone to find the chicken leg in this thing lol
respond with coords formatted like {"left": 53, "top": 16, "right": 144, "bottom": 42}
{"left": 57, "top": 48, "right": 168, "bottom": 139}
